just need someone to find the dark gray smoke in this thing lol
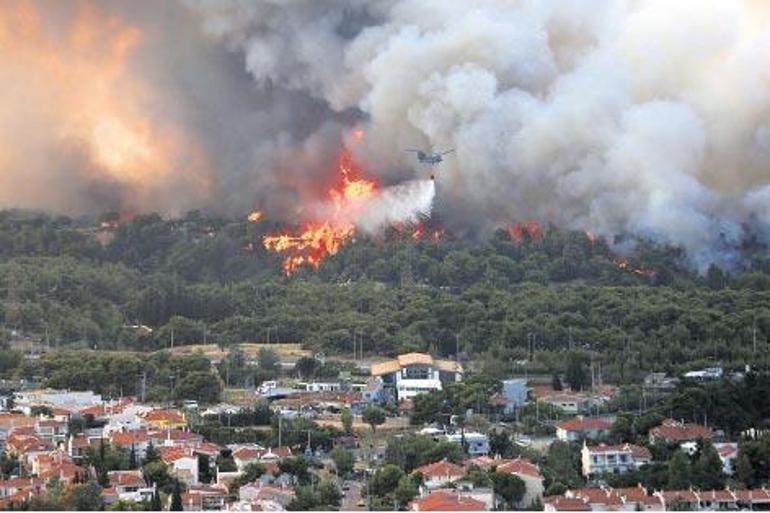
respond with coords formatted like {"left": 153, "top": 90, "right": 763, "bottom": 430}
{"left": 5, "top": 0, "right": 770, "bottom": 269}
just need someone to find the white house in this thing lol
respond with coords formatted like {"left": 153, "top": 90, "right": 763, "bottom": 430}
{"left": 108, "top": 470, "right": 155, "bottom": 503}
{"left": 556, "top": 417, "right": 613, "bottom": 442}
{"left": 581, "top": 443, "right": 652, "bottom": 477}
{"left": 715, "top": 443, "right": 739, "bottom": 475}
{"left": 159, "top": 447, "right": 199, "bottom": 486}
{"left": 371, "top": 353, "right": 463, "bottom": 401}
{"left": 413, "top": 459, "right": 466, "bottom": 490}
{"left": 444, "top": 432, "right": 490, "bottom": 456}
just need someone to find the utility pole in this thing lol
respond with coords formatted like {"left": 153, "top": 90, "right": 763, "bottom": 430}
{"left": 170, "top": 327, "right": 174, "bottom": 349}
{"left": 140, "top": 371, "right": 147, "bottom": 403}
{"left": 278, "top": 414, "right": 282, "bottom": 447}
{"left": 753, "top": 314, "right": 758, "bottom": 354}
{"left": 455, "top": 333, "right": 460, "bottom": 362}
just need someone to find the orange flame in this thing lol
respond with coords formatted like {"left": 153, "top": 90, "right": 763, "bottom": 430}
{"left": 613, "top": 257, "right": 657, "bottom": 278}
{"left": 247, "top": 211, "right": 264, "bottom": 223}
{"left": 0, "top": 2, "right": 209, "bottom": 214}
{"left": 507, "top": 221, "right": 543, "bottom": 244}
{"left": 411, "top": 221, "right": 444, "bottom": 242}
{"left": 263, "top": 149, "right": 377, "bottom": 274}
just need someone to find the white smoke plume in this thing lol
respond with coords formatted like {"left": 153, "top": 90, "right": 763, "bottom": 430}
{"left": 355, "top": 179, "right": 436, "bottom": 234}
{"left": 6, "top": 1, "right": 770, "bottom": 269}
{"left": 186, "top": 0, "right": 770, "bottom": 269}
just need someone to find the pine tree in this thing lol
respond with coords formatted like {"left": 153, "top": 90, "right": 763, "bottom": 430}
{"left": 692, "top": 442, "right": 725, "bottom": 490}
{"left": 150, "top": 488, "right": 162, "bottom": 511}
{"left": 129, "top": 443, "right": 137, "bottom": 470}
{"left": 667, "top": 450, "right": 692, "bottom": 490}
{"left": 98, "top": 464, "right": 109, "bottom": 487}
{"left": 736, "top": 453, "right": 755, "bottom": 488}
{"left": 144, "top": 441, "right": 159, "bottom": 465}
{"left": 170, "top": 481, "right": 183, "bottom": 511}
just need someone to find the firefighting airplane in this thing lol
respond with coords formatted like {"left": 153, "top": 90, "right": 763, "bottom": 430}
{"left": 405, "top": 148, "right": 454, "bottom": 165}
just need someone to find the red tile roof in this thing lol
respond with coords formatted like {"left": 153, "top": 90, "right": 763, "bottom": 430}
{"left": 716, "top": 444, "right": 738, "bottom": 458}
{"left": 410, "top": 490, "right": 487, "bottom": 511}
{"left": 700, "top": 490, "right": 736, "bottom": 502}
{"left": 233, "top": 446, "right": 292, "bottom": 461}
{"left": 109, "top": 430, "right": 149, "bottom": 446}
{"left": 585, "top": 443, "right": 651, "bottom": 460}
{"left": 658, "top": 490, "right": 700, "bottom": 503}
{"left": 556, "top": 417, "right": 613, "bottom": 432}
{"left": 734, "top": 489, "right": 770, "bottom": 501}
{"left": 495, "top": 458, "right": 542, "bottom": 479}
{"left": 545, "top": 496, "right": 591, "bottom": 511}
{"left": 650, "top": 418, "right": 712, "bottom": 441}
{"left": 109, "top": 470, "right": 146, "bottom": 488}
{"left": 464, "top": 456, "right": 497, "bottom": 470}
{"left": 413, "top": 460, "right": 466, "bottom": 479}
{"left": 142, "top": 409, "right": 185, "bottom": 424}
{"left": 159, "top": 446, "right": 193, "bottom": 463}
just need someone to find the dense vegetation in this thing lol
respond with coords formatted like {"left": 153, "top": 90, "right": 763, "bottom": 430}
{"left": 2, "top": 209, "right": 770, "bottom": 388}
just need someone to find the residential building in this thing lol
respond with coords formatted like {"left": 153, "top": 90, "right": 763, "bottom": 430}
{"left": 13, "top": 389, "right": 102, "bottom": 414}
{"left": 370, "top": 353, "right": 463, "bottom": 401}
{"left": 495, "top": 458, "right": 544, "bottom": 508}
{"left": 232, "top": 445, "right": 292, "bottom": 471}
{"left": 181, "top": 484, "right": 228, "bottom": 511}
{"left": 34, "top": 417, "right": 68, "bottom": 446}
{"left": 539, "top": 393, "right": 591, "bottom": 415}
{"left": 141, "top": 409, "right": 187, "bottom": 430}
{"left": 550, "top": 486, "right": 770, "bottom": 511}
{"left": 412, "top": 459, "right": 466, "bottom": 490}
{"left": 556, "top": 417, "right": 613, "bottom": 441}
{"left": 238, "top": 482, "right": 296, "bottom": 510}
{"left": 109, "top": 430, "right": 150, "bottom": 460}
{"left": 361, "top": 377, "right": 384, "bottom": 403}
{"left": 643, "top": 372, "right": 678, "bottom": 391}
{"left": 501, "top": 379, "right": 528, "bottom": 414}
{"left": 159, "top": 446, "right": 199, "bottom": 486}
{"left": 409, "top": 490, "right": 488, "bottom": 511}
{"left": 683, "top": 367, "right": 723, "bottom": 382}
{"left": 444, "top": 432, "right": 490, "bottom": 456}
{"left": 581, "top": 443, "right": 652, "bottom": 477}
{"left": 300, "top": 382, "right": 341, "bottom": 393}
{"left": 544, "top": 496, "right": 592, "bottom": 511}
{"left": 649, "top": 418, "right": 713, "bottom": 443}
{"left": 715, "top": 442, "right": 739, "bottom": 475}
{"left": 108, "top": 470, "right": 155, "bottom": 503}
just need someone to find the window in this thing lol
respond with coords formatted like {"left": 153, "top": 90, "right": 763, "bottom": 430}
{"left": 403, "top": 365, "right": 431, "bottom": 380}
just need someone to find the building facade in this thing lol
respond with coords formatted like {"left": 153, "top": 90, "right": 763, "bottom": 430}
{"left": 371, "top": 353, "right": 463, "bottom": 401}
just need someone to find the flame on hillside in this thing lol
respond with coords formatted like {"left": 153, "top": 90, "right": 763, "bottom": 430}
{"left": 614, "top": 257, "right": 657, "bottom": 279}
{"left": 263, "top": 149, "right": 378, "bottom": 274}
{"left": 411, "top": 221, "right": 444, "bottom": 242}
{"left": 507, "top": 221, "right": 543, "bottom": 244}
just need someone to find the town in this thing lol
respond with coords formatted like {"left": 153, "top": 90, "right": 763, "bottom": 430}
{"left": 1, "top": 345, "right": 768, "bottom": 511}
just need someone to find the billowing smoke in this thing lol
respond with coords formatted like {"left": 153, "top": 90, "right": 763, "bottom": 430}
{"left": 6, "top": 1, "right": 770, "bottom": 269}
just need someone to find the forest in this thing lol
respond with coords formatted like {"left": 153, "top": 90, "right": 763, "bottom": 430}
{"left": 2, "top": 208, "right": 770, "bottom": 388}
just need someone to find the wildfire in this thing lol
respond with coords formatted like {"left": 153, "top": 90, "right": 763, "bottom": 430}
{"left": 263, "top": 149, "right": 378, "bottom": 275}
{"left": 0, "top": 2, "right": 209, "bottom": 213}
{"left": 614, "top": 257, "right": 657, "bottom": 278}
{"left": 507, "top": 221, "right": 543, "bottom": 243}
{"left": 411, "top": 221, "right": 444, "bottom": 242}
{"left": 247, "top": 211, "right": 263, "bottom": 223}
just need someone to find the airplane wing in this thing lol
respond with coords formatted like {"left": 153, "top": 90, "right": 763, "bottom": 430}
{"left": 405, "top": 149, "right": 421, "bottom": 152}
{"left": 440, "top": 149, "right": 455, "bottom": 155}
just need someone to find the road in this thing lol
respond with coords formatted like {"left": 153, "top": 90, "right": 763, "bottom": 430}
{"left": 341, "top": 480, "right": 364, "bottom": 511}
